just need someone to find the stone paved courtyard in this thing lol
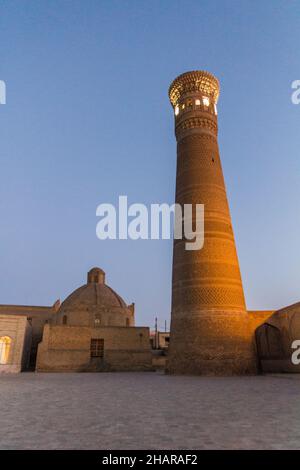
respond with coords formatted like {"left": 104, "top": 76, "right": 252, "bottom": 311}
{"left": 0, "top": 372, "right": 299, "bottom": 450}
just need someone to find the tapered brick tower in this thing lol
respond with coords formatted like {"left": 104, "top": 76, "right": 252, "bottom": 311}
{"left": 167, "top": 71, "right": 257, "bottom": 375}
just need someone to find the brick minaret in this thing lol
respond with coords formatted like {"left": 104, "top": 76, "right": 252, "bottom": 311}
{"left": 167, "top": 71, "right": 257, "bottom": 375}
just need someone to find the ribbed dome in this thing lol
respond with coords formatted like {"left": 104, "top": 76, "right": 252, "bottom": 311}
{"left": 59, "top": 282, "right": 127, "bottom": 310}
{"left": 54, "top": 268, "right": 135, "bottom": 327}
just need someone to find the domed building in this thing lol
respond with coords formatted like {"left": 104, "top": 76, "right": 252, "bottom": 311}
{"left": 35, "top": 268, "right": 152, "bottom": 372}
{"left": 55, "top": 268, "right": 135, "bottom": 328}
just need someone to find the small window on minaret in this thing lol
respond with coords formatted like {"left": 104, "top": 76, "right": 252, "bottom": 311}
{"left": 203, "top": 96, "right": 210, "bottom": 107}
{"left": 63, "top": 315, "right": 67, "bottom": 325}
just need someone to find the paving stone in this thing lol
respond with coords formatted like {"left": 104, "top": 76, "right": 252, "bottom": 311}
{"left": 0, "top": 372, "right": 299, "bottom": 449}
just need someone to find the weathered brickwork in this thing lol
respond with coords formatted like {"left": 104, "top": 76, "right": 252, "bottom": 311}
{"left": 167, "top": 71, "right": 257, "bottom": 375}
{"left": 0, "top": 268, "right": 151, "bottom": 373}
{"left": 0, "top": 315, "right": 32, "bottom": 373}
{"left": 54, "top": 268, "right": 135, "bottom": 328}
{"left": 37, "top": 325, "right": 152, "bottom": 372}
{"left": 252, "top": 304, "right": 300, "bottom": 373}
{"left": 35, "top": 268, "right": 152, "bottom": 372}
{"left": 0, "top": 303, "right": 58, "bottom": 369}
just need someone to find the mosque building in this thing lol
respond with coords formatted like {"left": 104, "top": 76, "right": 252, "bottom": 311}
{"left": 0, "top": 268, "right": 152, "bottom": 373}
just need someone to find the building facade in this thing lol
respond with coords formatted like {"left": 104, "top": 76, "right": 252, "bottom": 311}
{"left": 0, "top": 315, "right": 32, "bottom": 373}
{"left": 0, "top": 268, "right": 152, "bottom": 373}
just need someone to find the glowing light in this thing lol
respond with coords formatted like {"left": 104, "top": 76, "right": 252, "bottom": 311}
{"left": 0, "top": 336, "right": 11, "bottom": 365}
{"left": 214, "top": 104, "right": 218, "bottom": 115}
{"left": 195, "top": 99, "right": 201, "bottom": 106}
{"left": 175, "top": 105, "right": 179, "bottom": 116}
{"left": 203, "top": 96, "right": 210, "bottom": 107}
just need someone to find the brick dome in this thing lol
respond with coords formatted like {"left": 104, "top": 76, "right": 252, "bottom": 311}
{"left": 54, "top": 268, "right": 134, "bottom": 327}
{"left": 59, "top": 279, "right": 127, "bottom": 310}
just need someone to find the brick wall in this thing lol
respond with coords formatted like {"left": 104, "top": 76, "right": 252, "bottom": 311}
{"left": 0, "top": 315, "right": 32, "bottom": 373}
{"left": 37, "top": 325, "right": 152, "bottom": 372}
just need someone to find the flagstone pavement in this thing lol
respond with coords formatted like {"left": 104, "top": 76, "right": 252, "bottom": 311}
{"left": 0, "top": 372, "right": 299, "bottom": 449}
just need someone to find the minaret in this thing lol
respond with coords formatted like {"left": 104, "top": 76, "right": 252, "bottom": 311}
{"left": 167, "top": 71, "right": 257, "bottom": 375}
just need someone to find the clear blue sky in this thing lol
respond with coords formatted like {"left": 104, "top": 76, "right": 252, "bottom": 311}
{"left": 0, "top": 0, "right": 299, "bottom": 328}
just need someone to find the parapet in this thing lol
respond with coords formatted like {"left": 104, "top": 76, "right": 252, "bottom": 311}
{"left": 168, "top": 70, "right": 220, "bottom": 108}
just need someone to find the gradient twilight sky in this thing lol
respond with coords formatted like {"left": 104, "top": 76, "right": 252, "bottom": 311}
{"left": 0, "top": 0, "right": 300, "bottom": 328}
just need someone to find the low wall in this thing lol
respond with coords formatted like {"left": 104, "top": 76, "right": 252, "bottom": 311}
{"left": 37, "top": 325, "right": 152, "bottom": 372}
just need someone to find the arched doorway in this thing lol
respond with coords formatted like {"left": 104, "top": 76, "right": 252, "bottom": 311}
{"left": 0, "top": 336, "right": 12, "bottom": 365}
{"left": 255, "top": 323, "right": 283, "bottom": 360}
